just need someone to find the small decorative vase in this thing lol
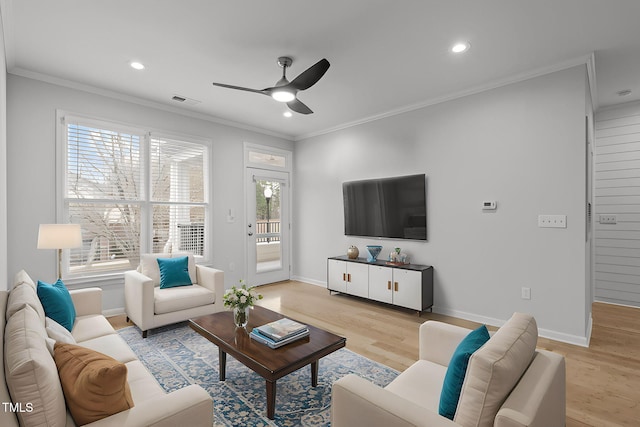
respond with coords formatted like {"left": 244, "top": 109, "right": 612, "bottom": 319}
{"left": 366, "top": 245, "right": 383, "bottom": 262}
{"left": 233, "top": 306, "right": 250, "bottom": 328}
{"left": 347, "top": 245, "right": 359, "bottom": 259}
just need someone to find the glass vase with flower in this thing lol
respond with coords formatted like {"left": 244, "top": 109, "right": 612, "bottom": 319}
{"left": 223, "top": 280, "right": 263, "bottom": 328}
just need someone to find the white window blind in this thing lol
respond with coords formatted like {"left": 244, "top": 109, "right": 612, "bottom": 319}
{"left": 60, "top": 115, "right": 210, "bottom": 277}
{"left": 67, "top": 123, "right": 142, "bottom": 200}
{"left": 150, "top": 137, "right": 208, "bottom": 255}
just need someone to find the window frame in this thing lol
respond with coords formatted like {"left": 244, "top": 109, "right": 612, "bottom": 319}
{"left": 244, "top": 142, "right": 292, "bottom": 172}
{"left": 56, "top": 110, "right": 212, "bottom": 279}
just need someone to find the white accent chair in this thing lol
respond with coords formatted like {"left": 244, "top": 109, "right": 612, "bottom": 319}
{"left": 124, "top": 253, "right": 225, "bottom": 338}
{"left": 331, "top": 313, "right": 566, "bottom": 427}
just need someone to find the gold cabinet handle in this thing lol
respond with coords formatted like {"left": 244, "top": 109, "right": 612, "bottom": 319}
{"left": 347, "top": 273, "right": 351, "bottom": 282}
{"left": 387, "top": 281, "right": 391, "bottom": 290}
{"left": 394, "top": 282, "right": 398, "bottom": 292}
{"left": 343, "top": 273, "right": 346, "bottom": 281}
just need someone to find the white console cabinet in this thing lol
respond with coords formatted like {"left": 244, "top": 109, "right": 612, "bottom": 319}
{"left": 328, "top": 256, "right": 433, "bottom": 313}
{"left": 327, "top": 259, "right": 369, "bottom": 298}
{"left": 369, "top": 265, "right": 424, "bottom": 310}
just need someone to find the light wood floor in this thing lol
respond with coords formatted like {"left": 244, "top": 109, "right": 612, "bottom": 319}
{"left": 109, "top": 280, "right": 640, "bottom": 427}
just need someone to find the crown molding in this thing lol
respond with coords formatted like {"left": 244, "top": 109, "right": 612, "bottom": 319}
{"left": 8, "top": 67, "right": 295, "bottom": 141}
{"left": 596, "top": 98, "right": 640, "bottom": 114}
{"left": 6, "top": 47, "right": 594, "bottom": 144}
{"left": 0, "top": 0, "right": 14, "bottom": 70}
{"left": 296, "top": 54, "right": 595, "bottom": 141}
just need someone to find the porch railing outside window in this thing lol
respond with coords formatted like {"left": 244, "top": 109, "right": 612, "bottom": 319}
{"left": 255, "top": 220, "right": 280, "bottom": 243}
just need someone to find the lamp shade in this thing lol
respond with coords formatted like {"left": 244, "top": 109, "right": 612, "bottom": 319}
{"left": 37, "top": 224, "right": 83, "bottom": 249}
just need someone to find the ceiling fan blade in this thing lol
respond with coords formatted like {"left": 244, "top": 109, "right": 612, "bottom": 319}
{"left": 211, "top": 82, "right": 268, "bottom": 95}
{"left": 289, "top": 58, "right": 330, "bottom": 91}
{"left": 287, "top": 98, "right": 313, "bottom": 114}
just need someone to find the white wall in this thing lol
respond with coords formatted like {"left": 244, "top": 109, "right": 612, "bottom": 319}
{"left": 0, "top": 16, "right": 7, "bottom": 290}
{"left": 6, "top": 75, "right": 293, "bottom": 308}
{"left": 594, "top": 101, "right": 640, "bottom": 307}
{"left": 293, "top": 66, "right": 591, "bottom": 344}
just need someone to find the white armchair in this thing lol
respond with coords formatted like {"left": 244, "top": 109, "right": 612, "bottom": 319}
{"left": 332, "top": 313, "right": 566, "bottom": 427}
{"left": 124, "top": 253, "right": 225, "bottom": 337}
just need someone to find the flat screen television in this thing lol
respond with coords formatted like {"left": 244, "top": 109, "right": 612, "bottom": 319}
{"left": 343, "top": 174, "right": 427, "bottom": 240}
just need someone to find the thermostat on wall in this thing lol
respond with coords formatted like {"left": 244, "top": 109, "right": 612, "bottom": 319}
{"left": 482, "top": 201, "right": 497, "bottom": 210}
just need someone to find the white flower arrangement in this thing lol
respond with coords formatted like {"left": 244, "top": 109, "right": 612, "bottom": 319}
{"left": 223, "top": 280, "right": 263, "bottom": 310}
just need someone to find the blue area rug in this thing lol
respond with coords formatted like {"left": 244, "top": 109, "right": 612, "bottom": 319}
{"left": 118, "top": 323, "right": 399, "bottom": 427}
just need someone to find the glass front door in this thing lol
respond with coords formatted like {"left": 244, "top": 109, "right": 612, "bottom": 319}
{"left": 246, "top": 169, "right": 290, "bottom": 285}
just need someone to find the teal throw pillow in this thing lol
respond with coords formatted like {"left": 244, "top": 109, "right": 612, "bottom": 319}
{"left": 439, "top": 324, "right": 490, "bottom": 420}
{"left": 37, "top": 279, "right": 77, "bottom": 332}
{"left": 157, "top": 256, "right": 193, "bottom": 289}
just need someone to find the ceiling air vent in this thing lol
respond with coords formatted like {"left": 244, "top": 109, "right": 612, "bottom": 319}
{"left": 171, "top": 95, "right": 201, "bottom": 106}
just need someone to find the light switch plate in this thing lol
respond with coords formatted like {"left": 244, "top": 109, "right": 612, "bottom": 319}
{"left": 226, "top": 208, "right": 235, "bottom": 223}
{"left": 538, "top": 215, "right": 567, "bottom": 228}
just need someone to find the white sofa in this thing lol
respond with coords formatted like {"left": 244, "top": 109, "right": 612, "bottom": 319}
{"left": 124, "top": 253, "right": 225, "bottom": 337}
{"left": 332, "top": 313, "right": 566, "bottom": 427}
{"left": 1, "top": 270, "right": 213, "bottom": 427}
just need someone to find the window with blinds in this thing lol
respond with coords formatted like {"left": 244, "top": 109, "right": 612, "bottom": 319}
{"left": 150, "top": 137, "right": 207, "bottom": 256}
{"left": 60, "top": 115, "right": 210, "bottom": 277}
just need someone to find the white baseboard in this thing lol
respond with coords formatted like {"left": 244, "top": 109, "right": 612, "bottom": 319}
{"left": 432, "top": 306, "right": 507, "bottom": 329}
{"left": 538, "top": 326, "right": 589, "bottom": 347}
{"left": 594, "top": 298, "right": 640, "bottom": 309}
{"left": 433, "top": 305, "right": 590, "bottom": 347}
{"left": 584, "top": 313, "right": 593, "bottom": 347}
{"left": 290, "top": 275, "right": 326, "bottom": 288}
{"left": 277, "top": 279, "right": 593, "bottom": 347}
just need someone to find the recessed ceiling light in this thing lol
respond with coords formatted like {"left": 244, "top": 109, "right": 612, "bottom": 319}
{"left": 130, "top": 61, "right": 145, "bottom": 70}
{"left": 451, "top": 42, "right": 470, "bottom": 54}
{"left": 283, "top": 111, "right": 293, "bottom": 118}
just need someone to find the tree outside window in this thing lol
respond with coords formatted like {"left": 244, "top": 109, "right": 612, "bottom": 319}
{"left": 62, "top": 117, "right": 209, "bottom": 277}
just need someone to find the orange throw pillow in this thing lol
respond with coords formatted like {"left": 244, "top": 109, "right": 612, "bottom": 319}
{"left": 53, "top": 343, "right": 134, "bottom": 425}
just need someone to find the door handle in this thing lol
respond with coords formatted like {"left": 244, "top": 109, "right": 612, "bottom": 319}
{"left": 394, "top": 282, "right": 398, "bottom": 292}
{"left": 347, "top": 273, "right": 351, "bottom": 282}
{"left": 343, "top": 273, "right": 346, "bottom": 281}
{"left": 387, "top": 281, "right": 391, "bottom": 290}
{"left": 248, "top": 232, "right": 253, "bottom": 236}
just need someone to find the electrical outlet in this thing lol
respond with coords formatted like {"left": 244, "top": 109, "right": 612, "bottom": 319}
{"left": 521, "top": 287, "right": 531, "bottom": 300}
{"left": 599, "top": 215, "right": 617, "bottom": 224}
{"left": 538, "top": 214, "right": 567, "bottom": 228}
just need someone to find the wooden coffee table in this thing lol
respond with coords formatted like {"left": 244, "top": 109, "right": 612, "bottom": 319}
{"left": 189, "top": 305, "right": 346, "bottom": 420}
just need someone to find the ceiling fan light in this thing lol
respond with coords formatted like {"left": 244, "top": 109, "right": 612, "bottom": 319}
{"left": 451, "top": 42, "right": 470, "bottom": 53}
{"left": 271, "top": 90, "right": 296, "bottom": 103}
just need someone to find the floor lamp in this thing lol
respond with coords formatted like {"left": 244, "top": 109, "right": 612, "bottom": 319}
{"left": 37, "top": 224, "right": 83, "bottom": 280}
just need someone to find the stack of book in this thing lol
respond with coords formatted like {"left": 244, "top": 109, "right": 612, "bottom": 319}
{"left": 250, "top": 318, "right": 310, "bottom": 349}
